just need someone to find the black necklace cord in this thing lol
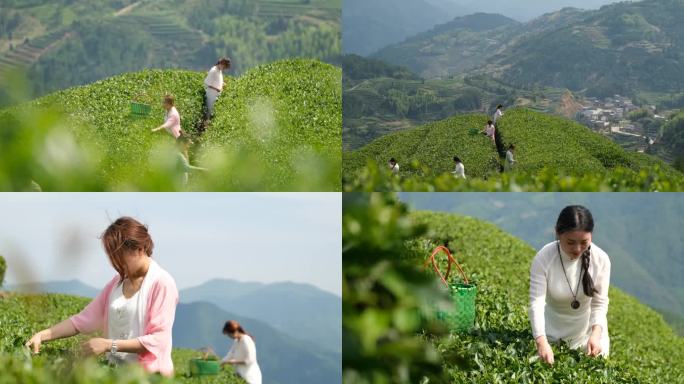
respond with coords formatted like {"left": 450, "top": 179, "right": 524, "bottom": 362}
{"left": 557, "top": 241, "right": 583, "bottom": 305}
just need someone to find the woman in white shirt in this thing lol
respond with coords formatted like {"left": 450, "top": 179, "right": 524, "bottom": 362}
{"left": 493, "top": 104, "right": 504, "bottom": 126}
{"left": 221, "top": 320, "right": 262, "bottom": 384}
{"left": 452, "top": 156, "right": 466, "bottom": 179}
{"left": 151, "top": 94, "right": 182, "bottom": 139}
{"left": 388, "top": 158, "right": 399, "bottom": 175}
{"left": 529, "top": 205, "right": 611, "bottom": 365}
{"left": 204, "top": 57, "right": 231, "bottom": 118}
{"left": 505, "top": 144, "right": 516, "bottom": 171}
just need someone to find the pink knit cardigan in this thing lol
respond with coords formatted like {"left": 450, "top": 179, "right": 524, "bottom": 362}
{"left": 70, "top": 260, "right": 178, "bottom": 376}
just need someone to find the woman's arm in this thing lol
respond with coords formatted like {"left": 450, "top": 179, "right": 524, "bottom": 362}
{"left": 25, "top": 318, "right": 79, "bottom": 353}
{"left": 81, "top": 337, "right": 147, "bottom": 356}
{"left": 529, "top": 254, "right": 554, "bottom": 364}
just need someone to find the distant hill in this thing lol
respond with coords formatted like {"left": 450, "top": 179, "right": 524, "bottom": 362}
{"left": 174, "top": 301, "right": 341, "bottom": 384}
{"left": 373, "top": 12, "right": 519, "bottom": 77}
{"left": 372, "top": 0, "right": 684, "bottom": 102}
{"left": 342, "top": 0, "right": 453, "bottom": 56}
{"left": 180, "top": 279, "right": 341, "bottom": 355}
{"left": 0, "top": 0, "right": 340, "bottom": 105}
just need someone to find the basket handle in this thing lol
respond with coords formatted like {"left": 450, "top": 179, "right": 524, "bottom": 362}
{"left": 425, "top": 245, "right": 469, "bottom": 287}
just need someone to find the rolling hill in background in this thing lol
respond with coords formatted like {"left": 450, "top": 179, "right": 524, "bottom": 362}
{"left": 0, "top": 0, "right": 340, "bottom": 106}
{"left": 6, "top": 277, "right": 342, "bottom": 384}
{"left": 424, "top": 0, "right": 619, "bottom": 22}
{"left": 373, "top": 0, "right": 684, "bottom": 105}
{"left": 399, "top": 193, "right": 684, "bottom": 336}
{"left": 343, "top": 108, "right": 684, "bottom": 183}
{"left": 181, "top": 279, "right": 341, "bottom": 355}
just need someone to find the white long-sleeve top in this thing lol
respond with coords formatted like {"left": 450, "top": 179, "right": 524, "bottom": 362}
{"left": 204, "top": 66, "right": 223, "bottom": 91}
{"left": 529, "top": 241, "right": 611, "bottom": 348}
{"left": 452, "top": 162, "right": 466, "bottom": 179}
{"left": 223, "top": 334, "right": 262, "bottom": 384}
{"left": 493, "top": 109, "right": 504, "bottom": 124}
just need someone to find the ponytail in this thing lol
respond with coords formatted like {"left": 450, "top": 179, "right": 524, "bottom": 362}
{"left": 581, "top": 246, "right": 597, "bottom": 297}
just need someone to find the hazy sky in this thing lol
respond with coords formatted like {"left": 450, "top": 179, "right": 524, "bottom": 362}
{"left": 427, "top": 0, "right": 627, "bottom": 21}
{"left": 0, "top": 193, "right": 341, "bottom": 296}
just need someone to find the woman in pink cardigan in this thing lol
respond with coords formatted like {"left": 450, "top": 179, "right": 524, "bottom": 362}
{"left": 25, "top": 217, "right": 179, "bottom": 376}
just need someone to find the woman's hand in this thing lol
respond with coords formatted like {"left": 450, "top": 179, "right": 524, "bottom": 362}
{"left": 535, "top": 336, "right": 555, "bottom": 365}
{"left": 81, "top": 338, "right": 111, "bottom": 356}
{"left": 25, "top": 331, "right": 46, "bottom": 354}
{"left": 587, "top": 326, "right": 602, "bottom": 356}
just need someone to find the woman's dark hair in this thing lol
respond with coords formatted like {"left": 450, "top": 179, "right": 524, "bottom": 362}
{"left": 487, "top": 120, "right": 493, "bottom": 125}
{"left": 497, "top": 104, "right": 503, "bottom": 109}
{"left": 216, "top": 57, "right": 231, "bottom": 67}
{"left": 101, "top": 217, "right": 153, "bottom": 282}
{"left": 509, "top": 144, "right": 515, "bottom": 150}
{"left": 389, "top": 157, "right": 396, "bottom": 163}
{"left": 223, "top": 320, "right": 254, "bottom": 342}
{"left": 555, "top": 205, "right": 597, "bottom": 296}
{"left": 453, "top": 156, "right": 461, "bottom": 163}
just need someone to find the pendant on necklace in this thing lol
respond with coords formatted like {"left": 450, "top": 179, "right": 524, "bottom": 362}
{"left": 571, "top": 300, "right": 580, "bottom": 309}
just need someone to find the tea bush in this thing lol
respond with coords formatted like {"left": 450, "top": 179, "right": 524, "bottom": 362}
{"left": 343, "top": 109, "right": 684, "bottom": 191}
{"left": 0, "top": 59, "right": 341, "bottom": 191}
{"left": 0, "top": 293, "right": 245, "bottom": 383}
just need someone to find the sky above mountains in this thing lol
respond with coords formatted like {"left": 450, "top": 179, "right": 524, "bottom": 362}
{"left": 0, "top": 193, "right": 341, "bottom": 296}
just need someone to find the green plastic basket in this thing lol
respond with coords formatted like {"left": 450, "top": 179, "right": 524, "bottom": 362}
{"left": 189, "top": 358, "right": 220, "bottom": 376}
{"left": 426, "top": 245, "right": 477, "bottom": 333}
{"left": 130, "top": 102, "right": 151, "bottom": 118}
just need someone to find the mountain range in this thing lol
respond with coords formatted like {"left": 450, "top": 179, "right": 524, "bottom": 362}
{"left": 372, "top": 0, "right": 684, "bottom": 101}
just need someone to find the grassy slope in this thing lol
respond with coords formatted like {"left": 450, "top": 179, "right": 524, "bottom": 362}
{"left": 0, "top": 293, "right": 245, "bottom": 383}
{"left": 405, "top": 211, "right": 684, "bottom": 382}
{"left": 1, "top": 59, "right": 341, "bottom": 191}
{"left": 344, "top": 108, "right": 683, "bottom": 181}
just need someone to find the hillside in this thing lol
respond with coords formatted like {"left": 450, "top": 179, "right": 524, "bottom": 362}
{"left": 342, "top": 54, "right": 571, "bottom": 150}
{"left": 372, "top": 0, "right": 684, "bottom": 105}
{"left": 0, "top": 0, "right": 340, "bottom": 105}
{"left": 342, "top": 194, "right": 684, "bottom": 382}
{"left": 0, "top": 292, "right": 245, "bottom": 383}
{"left": 0, "top": 59, "right": 341, "bottom": 191}
{"left": 343, "top": 108, "right": 684, "bottom": 191}
{"left": 398, "top": 193, "right": 684, "bottom": 335}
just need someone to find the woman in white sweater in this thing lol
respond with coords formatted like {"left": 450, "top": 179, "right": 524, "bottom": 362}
{"left": 221, "top": 320, "right": 262, "bottom": 384}
{"left": 529, "top": 205, "right": 611, "bottom": 365}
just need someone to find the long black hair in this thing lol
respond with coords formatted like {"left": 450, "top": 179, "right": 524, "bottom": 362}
{"left": 555, "top": 205, "right": 597, "bottom": 297}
